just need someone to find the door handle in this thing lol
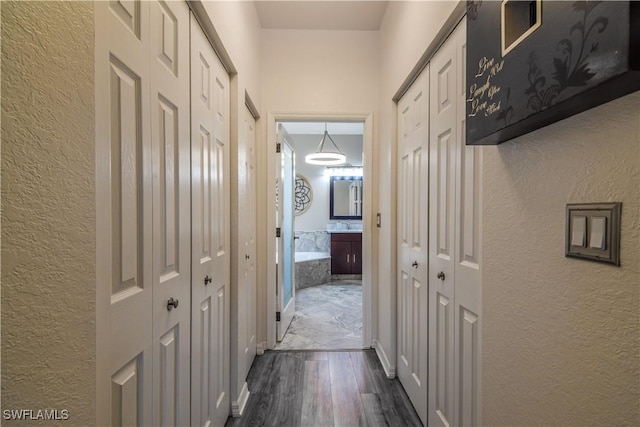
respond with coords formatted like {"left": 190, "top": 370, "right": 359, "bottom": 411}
{"left": 347, "top": 254, "right": 350, "bottom": 264}
{"left": 167, "top": 297, "right": 179, "bottom": 311}
{"left": 245, "top": 254, "right": 250, "bottom": 260}
{"left": 437, "top": 271, "right": 446, "bottom": 281}
{"left": 412, "top": 261, "right": 418, "bottom": 268}
{"left": 353, "top": 254, "right": 356, "bottom": 264}
{"left": 204, "top": 275, "right": 212, "bottom": 285}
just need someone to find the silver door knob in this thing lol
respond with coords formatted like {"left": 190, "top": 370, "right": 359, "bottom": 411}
{"left": 412, "top": 261, "right": 418, "bottom": 268}
{"left": 204, "top": 275, "right": 212, "bottom": 285}
{"left": 437, "top": 271, "right": 445, "bottom": 280}
{"left": 167, "top": 297, "right": 179, "bottom": 311}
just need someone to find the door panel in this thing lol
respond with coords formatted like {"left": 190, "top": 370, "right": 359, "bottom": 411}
{"left": 231, "top": 104, "right": 257, "bottom": 414}
{"left": 453, "top": 20, "right": 483, "bottom": 427}
{"left": 191, "top": 15, "right": 230, "bottom": 427}
{"left": 111, "top": 354, "right": 144, "bottom": 426}
{"left": 458, "top": 307, "right": 479, "bottom": 425}
{"left": 331, "top": 241, "right": 351, "bottom": 274}
{"left": 150, "top": 1, "right": 190, "bottom": 425}
{"left": 429, "top": 22, "right": 459, "bottom": 427}
{"left": 429, "top": 18, "right": 482, "bottom": 427}
{"left": 397, "top": 64, "right": 430, "bottom": 425}
{"left": 275, "top": 128, "right": 296, "bottom": 341}
{"left": 246, "top": 111, "right": 258, "bottom": 368}
{"left": 435, "top": 292, "right": 451, "bottom": 423}
{"left": 96, "top": 1, "right": 153, "bottom": 424}
{"left": 352, "top": 240, "right": 363, "bottom": 274}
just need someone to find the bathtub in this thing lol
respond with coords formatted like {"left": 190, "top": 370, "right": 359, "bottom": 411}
{"left": 295, "top": 252, "right": 330, "bottom": 262}
{"left": 295, "top": 252, "right": 331, "bottom": 289}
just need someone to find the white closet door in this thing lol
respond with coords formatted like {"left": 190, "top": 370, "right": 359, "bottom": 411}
{"left": 231, "top": 104, "right": 258, "bottom": 415}
{"left": 397, "top": 65, "right": 430, "bottom": 425}
{"left": 96, "top": 1, "right": 153, "bottom": 424}
{"left": 243, "top": 107, "right": 258, "bottom": 375}
{"left": 452, "top": 18, "right": 483, "bottom": 427}
{"left": 190, "top": 15, "right": 231, "bottom": 427}
{"left": 150, "top": 1, "right": 191, "bottom": 425}
{"left": 429, "top": 18, "right": 482, "bottom": 427}
{"left": 429, "top": 21, "right": 461, "bottom": 427}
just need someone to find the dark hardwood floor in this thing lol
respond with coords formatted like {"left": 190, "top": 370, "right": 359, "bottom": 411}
{"left": 225, "top": 349, "right": 422, "bottom": 427}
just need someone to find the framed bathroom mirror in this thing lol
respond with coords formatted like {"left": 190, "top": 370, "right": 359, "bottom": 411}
{"left": 329, "top": 176, "right": 363, "bottom": 220}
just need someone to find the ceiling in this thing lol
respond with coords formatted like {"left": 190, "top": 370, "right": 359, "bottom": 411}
{"left": 254, "top": 1, "right": 389, "bottom": 31}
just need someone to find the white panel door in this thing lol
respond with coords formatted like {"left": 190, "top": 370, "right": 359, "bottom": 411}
{"left": 150, "top": 1, "right": 191, "bottom": 426}
{"left": 96, "top": 1, "right": 153, "bottom": 424}
{"left": 453, "top": 18, "right": 483, "bottom": 427}
{"left": 190, "top": 16, "right": 231, "bottom": 427}
{"left": 231, "top": 104, "right": 258, "bottom": 414}
{"left": 275, "top": 125, "right": 296, "bottom": 341}
{"left": 429, "top": 18, "right": 482, "bottom": 427}
{"left": 429, "top": 28, "right": 458, "bottom": 426}
{"left": 240, "top": 105, "right": 258, "bottom": 376}
{"left": 397, "top": 65, "right": 430, "bottom": 425}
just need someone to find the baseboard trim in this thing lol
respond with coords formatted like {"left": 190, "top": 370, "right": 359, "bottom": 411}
{"left": 231, "top": 382, "right": 250, "bottom": 417}
{"left": 257, "top": 341, "right": 267, "bottom": 355}
{"left": 373, "top": 340, "right": 396, "bottom": 379}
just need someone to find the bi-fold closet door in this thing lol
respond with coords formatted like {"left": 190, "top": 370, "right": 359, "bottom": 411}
{"left": 96, "top": 1, "right": 230, "bottom": 425}
{"left": 396, "top": 17, "right": 483, "bottom": 427}
{"left": 428, "top": 18, "right": 483, "bottom": 427}
{"left": 397, "top": 64, "right": 430, "bottom": 424}
{"left": 190, "top": 14, "right": 231, "bottom": 427}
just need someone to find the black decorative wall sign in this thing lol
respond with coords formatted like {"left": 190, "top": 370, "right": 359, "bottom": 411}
{"left": 466, "top": 1, "right": 640, "bottom": 145}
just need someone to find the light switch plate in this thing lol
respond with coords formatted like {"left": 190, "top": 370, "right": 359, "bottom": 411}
{"left": 566, "top": 203, "right": 621, "bottom": 266}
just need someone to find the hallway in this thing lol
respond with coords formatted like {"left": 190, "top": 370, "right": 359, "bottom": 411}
{"left": 225, "top": 350, "right": 421, "bottom": 427}
{"left": 2, "top": 2, "right": 639, "bottom": 425}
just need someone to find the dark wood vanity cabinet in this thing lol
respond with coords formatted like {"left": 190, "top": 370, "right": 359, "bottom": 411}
{"left": 330, "top": 233, "right": 362, "bottom": 275}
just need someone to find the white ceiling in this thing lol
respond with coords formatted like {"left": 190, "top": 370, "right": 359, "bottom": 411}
{"left": 280, "top": 121, "right": 364, "bottom": 135}
{"left": 254, "top": 1, "right": 389, "bottom": 31}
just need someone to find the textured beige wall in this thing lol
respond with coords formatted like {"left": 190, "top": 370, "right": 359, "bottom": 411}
{"left": 260, "top": 29, "right": 379, "bottom": 113}
{"left": 482, "top": 91, "right": 640, "bottom": 425}
{"left": 1, "top": 2, "right": 95, "bottom": 424}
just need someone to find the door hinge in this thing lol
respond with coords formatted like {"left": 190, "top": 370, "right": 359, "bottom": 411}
{"left": 276, "top": 311, "right": 281, "bottom": 321}
{"left": 276, "top": 227, "right": 281, "bottom": 238}
{"left": 276, "top": 143, "right": 281, "bottom": 153}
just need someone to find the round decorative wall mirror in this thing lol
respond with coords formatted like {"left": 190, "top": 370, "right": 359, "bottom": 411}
{"left": 294, "top": 174, "right": 312, "bottom": 216}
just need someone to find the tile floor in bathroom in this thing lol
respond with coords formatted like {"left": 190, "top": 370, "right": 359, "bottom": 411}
{"left": 274, "top": 280, "right": 363, "bottom": 351}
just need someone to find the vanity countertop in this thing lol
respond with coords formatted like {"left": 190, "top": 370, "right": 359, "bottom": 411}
{"left": 327, "top": 230, "right": 362, "bottom": 234}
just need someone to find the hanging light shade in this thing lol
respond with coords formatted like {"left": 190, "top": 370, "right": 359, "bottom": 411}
{"left": 305, "top": 123, "right": 346, "bottom": 165}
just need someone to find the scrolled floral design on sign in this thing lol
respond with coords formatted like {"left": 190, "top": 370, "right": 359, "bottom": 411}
{"left": 467, "top": 0, "right": 483, "bottom": 21}
{"left": 526, "top": 1, "right": 608, "bottom": 112}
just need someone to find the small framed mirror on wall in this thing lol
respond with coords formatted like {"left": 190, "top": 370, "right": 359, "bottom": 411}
{"left": 330, "top": 176, "right": 363, "bottom": 220}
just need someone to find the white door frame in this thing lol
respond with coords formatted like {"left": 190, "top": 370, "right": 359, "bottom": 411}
{"left": 265, "top": 112, "right": 375, "bottom": 350}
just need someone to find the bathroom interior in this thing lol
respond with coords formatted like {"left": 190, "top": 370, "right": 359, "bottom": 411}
{"left": 275, "top": 121, "right": 365, "bottom": 351}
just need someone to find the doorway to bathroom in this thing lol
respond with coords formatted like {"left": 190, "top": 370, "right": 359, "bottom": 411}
{"left": 269, "top": 116, "right": 372, "bottom": 351}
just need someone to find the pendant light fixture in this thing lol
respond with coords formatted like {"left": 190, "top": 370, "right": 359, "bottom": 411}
{"left": 305, "top": 123, "right": 347, "bottom": 165}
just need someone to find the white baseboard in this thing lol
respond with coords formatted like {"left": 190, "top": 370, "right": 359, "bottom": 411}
{"left": 373, "top": 339, "right": 396, "bottom": 379}
{"left": 231, "top": 382, "right": 250, "bottom": 417}
{"left": 257, "top": 341, "right": 267, "bottom": 355}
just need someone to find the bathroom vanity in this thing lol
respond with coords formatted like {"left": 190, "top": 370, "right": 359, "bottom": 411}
{"left": 330, "top": 232, "right": 362, "bottom": 275}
